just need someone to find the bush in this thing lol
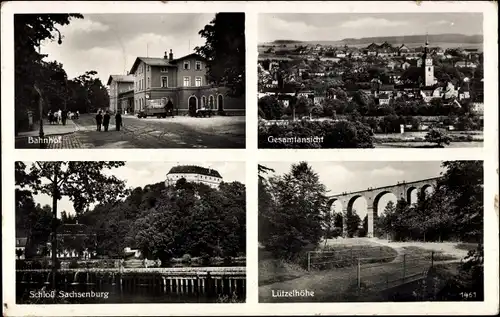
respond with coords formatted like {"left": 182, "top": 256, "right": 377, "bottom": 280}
{"left": 258, "top": 96, "right": 284, "bottom": 120}
{"left": 181, "top": 253, "right": 192, "bottom": 263}
{"left": 456, "top": 115, "right": 482, "bottom": 131}
{"left": 68, "top": 259, "right": 80, "bottom": 269}
{"left": 325, "top": 228, "right": 342, "bottom": 239}
{"left": 425, "top": 128, "right": 452, "bottom": 147}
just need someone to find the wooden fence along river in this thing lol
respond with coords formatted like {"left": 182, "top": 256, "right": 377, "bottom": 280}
{"left": 16, "top": 267, "right": 246, "bottom": 303}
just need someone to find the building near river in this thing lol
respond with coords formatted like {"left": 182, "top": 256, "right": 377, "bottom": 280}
{"left": 165, "top": 165, "right": 223, "bottom": 189}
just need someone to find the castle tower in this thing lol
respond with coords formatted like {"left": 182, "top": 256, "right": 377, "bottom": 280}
{"left": 423, "top": 33, "right": 434, "bottom": 86}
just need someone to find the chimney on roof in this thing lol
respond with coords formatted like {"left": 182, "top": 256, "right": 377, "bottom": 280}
{"left": 164, "top": 51, "right": 168, "bottom": 59}
{"left": 169, "top": 49, "right": 173, "bottom": 61}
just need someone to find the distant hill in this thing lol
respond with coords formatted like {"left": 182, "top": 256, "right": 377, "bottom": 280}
{"left": 262, "top": 34, "right": 483, "bottom": 46}
{"left": 339, "top": 34, "right": 483, "bottom": 45}
{"left": 272, "top": 40, "right": 303, "bottom": 44}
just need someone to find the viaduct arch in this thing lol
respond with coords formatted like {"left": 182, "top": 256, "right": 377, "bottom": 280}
{"left": 327, "top": 177, "right": 441, "bottom": 238}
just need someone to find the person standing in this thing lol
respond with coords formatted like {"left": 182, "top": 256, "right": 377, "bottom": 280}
{"left": 61, "top": 109, "right": 68, "bottom": 125}
{"left": 103, "top": 111, "right": 111, "bottom": 132}
{"left": 115, "top": 111, "right": 123, "bottom": 131}
{"left": 57, "top": 109, "right": 62, "bottom": 124}
{"left": 166, "top": 99, "right": 174, "bottom": 118}
{"left": 96, "top": 111, "right": 103, "bottom": 131}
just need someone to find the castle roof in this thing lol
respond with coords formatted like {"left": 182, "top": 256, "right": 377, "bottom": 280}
{"left": 168, "top": 165, "right": 222, "bottom": 179}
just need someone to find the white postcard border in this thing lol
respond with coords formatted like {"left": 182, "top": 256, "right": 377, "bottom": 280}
{"left": 2, "top": 1, "right": 498, "bottom": 316}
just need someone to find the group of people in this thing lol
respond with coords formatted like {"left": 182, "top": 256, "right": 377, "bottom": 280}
{"left": 95, "top": 110, "right": 123, "bottom": 132}
{"left": 47, "top": 109, "right": 79, "bottom": 125}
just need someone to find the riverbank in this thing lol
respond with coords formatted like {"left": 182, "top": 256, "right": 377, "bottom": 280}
{"left": 373, "top": 130, "right": 483, "bottom": 148}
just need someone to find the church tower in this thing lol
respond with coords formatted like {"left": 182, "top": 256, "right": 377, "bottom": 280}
{"left": 423, "top": 34, "right": 434, "bottom": 86}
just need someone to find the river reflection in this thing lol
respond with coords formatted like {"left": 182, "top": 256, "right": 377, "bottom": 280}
{"left": 16, "top": 269, "right": 246, "bottom": 303}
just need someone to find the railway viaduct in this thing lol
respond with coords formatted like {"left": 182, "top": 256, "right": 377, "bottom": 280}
{"left": 327, "top": 177, "right": 441, "bottom": 237}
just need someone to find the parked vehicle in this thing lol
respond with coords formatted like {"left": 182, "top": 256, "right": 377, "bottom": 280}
{"left": 137, "top": 98, "right": 174, "bottom": 118}
{"left": 196, "top": 107, "right": 213, "bottom": 117}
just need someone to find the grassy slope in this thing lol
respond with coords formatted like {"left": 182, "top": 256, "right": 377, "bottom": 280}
{"left": 258, "top": 239, "right": 473, "bottom": 302}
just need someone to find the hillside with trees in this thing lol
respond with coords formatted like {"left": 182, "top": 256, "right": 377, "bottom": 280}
{"left": 79, "top": 179, "right": 246, "bottom": 263}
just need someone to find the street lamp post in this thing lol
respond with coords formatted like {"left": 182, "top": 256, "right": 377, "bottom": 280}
{"left": 35, "top": 39, "right": 46, "bottom": 149}
{"left": 35, "top": 29, "right": 63, "bottom": 148}
{"left": 33, "top": 84, "right": 46, "bottom": 149}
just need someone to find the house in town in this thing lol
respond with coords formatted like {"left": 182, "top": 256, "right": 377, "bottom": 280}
{"left": 378, "top": 45, "right": 397, "bottom": 58}
{"left": 386, "top": 60, "right": 398, "bottom": 70}
{"left": 16, "top": 237, "right": 27, "bottom": 259}
{"left": 401, "top": 61, "right": 411, "bottom": 70}
{"left": 431, "top": 47, "right": 445, "bottom": 57}
{"left": 128, "top": 50, "right": 244, "bottom": 116}
{"left": 165, "top": 165, "right": 223, "bottom": 189}
{"left": 379, "top": 84, "right": 395, "bottom": 97}
{"left": 335, "top": 50, "right": 347, "bottom": 58}
{"left": 398, "top": 44, "right": 411, "bottom": 56}
{"left": 387, "top": 71, "right": 402, "bottom": 84}
{"left": 275, "top": 93, "right": 296, "bottom": 108}
{"left": 464, "top": 48, "right": 481, "bottom": 59}
{"left": 455, "top": 61, "right": 478, "bottom": 68}
{"left": 350, "top": 51, "right": 363, "bottom": 59}
{"left": 416, "top": 57, "right": 424, "bottom": 68}
{"left": 378, "top": 93, "right": 391, "bottom": 105}
{"left": 320, "top": 56, "right": 341, "bottom": 63}
{"left": 366, "top": 43, "right": 379, "bottom": 56}
{"left": 313, "top": 95, "right": 325, "bottom": 105}
{"left": 443, "top": 81, "right": 459, "bottom": 100}
{"left": 107, "top": 74, "right": 134, "bottom": 113}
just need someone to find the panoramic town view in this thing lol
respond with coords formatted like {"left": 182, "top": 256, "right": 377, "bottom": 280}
{"left": 258, "top": 13, "right": 484, "bottom": 148}
{"left": 258, "top": 161, "right": 484, "bottom": 302}
{"left": 14, "top": 13, "right": 245, "bottom": 149}
{"left": 15, "top": 161, "right": 246, "bottom": 303}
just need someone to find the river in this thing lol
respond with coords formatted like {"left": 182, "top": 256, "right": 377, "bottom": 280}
{"left": 16, "top": 268, "right": 246, "bottom": 304}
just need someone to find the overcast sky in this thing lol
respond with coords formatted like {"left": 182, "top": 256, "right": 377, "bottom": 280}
{"left": 21, "top": 161, "right": 245, "bottom": 216}
{"left": 261, "top": 161, "right": 445, "bottom": 219}
{"left": 38, "top": 13, "right": 215, "bottom": 83}
{"left": 258, "top": 13, "right": 483, "bottom": 43}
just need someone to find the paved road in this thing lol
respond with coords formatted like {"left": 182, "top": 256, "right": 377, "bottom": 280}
{"left": 16, "top": 114, "right": 245, "bottom": 149}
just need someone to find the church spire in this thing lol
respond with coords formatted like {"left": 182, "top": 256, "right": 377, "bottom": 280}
{"left": 424, "top": 32, "right": 429, "bottom": 57}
